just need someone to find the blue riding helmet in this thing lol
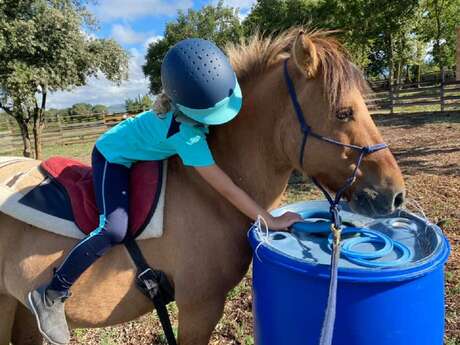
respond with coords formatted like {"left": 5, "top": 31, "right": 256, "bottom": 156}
{"left": 161, "top": 38, "right": 243, "bottom": 125}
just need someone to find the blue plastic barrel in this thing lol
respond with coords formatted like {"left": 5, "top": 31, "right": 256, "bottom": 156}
{"left": 249, "top": 201, "right": 450, "bottom": 345}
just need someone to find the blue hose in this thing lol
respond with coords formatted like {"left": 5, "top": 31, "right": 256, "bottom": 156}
{"left": 291, "top": 221, "right": 414, "bottom": 268}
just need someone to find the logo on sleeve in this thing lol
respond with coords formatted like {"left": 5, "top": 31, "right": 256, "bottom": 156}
{"left": 186, "top": 135, "right": 202, "bottom": 145}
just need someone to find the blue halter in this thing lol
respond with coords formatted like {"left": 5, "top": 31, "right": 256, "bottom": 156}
{"left": 283, "top": 58, "right": 388, "bottom": 228}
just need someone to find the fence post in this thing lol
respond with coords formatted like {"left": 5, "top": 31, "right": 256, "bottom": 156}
{"left": 440, "top": 67, "right": 445, "bottom": 112}
{"left": 56, "top": 114, "right": 64, "bottom": 144}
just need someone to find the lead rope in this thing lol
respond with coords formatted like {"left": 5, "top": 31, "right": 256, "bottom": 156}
{"left": 314, "top": 153, "right": 364, "bottom": 345}
{"left": 319, "top": 223, "right": 341, "bottom": 345}
{"left": 283, "top": 58, "right": 389, "bottom": 345}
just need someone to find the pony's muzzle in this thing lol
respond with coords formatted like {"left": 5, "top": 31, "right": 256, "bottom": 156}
{"left": 350, "top": 187, "right": 406, "bottom": 217}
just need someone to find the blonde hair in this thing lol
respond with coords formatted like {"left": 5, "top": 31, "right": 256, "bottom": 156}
{"left": 153, "top": 91, "right": 173, "bottom": 116}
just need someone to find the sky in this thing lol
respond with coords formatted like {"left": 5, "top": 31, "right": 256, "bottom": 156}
{"left": 47, "top": 0, "right": 256, "bottom": 109}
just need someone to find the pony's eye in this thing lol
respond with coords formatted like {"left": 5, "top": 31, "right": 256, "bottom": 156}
{"left": 336, "top": 108, "right": 353, "bottom": 121}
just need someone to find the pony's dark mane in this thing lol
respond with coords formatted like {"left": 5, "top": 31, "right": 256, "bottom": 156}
{"left": 226, "top": 27, "right": 370, "bottom": 111}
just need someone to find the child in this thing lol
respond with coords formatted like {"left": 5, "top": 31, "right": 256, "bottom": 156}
{"left": 28, "top": 38, "right": 301, "bottom": 345}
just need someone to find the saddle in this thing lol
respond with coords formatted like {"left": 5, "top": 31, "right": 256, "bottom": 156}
{"left": 0, "top": 156, "right": 167, "bottom": 239}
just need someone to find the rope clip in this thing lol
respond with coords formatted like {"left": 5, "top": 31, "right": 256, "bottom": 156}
{"left": 330, "top": 223, "right": 342, "bottom": 247}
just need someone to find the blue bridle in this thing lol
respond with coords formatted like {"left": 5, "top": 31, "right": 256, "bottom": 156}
{"left": 283, "top": 58, "right": 388, "bottom": 228}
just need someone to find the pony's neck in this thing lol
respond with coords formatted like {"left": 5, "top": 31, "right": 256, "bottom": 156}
{"left": 210, "top": 63, "right": 293, "bottom": 210}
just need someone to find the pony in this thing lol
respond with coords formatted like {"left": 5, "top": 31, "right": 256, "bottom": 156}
{"left": 0, "top": 28, "right": 405, "bottom": 345}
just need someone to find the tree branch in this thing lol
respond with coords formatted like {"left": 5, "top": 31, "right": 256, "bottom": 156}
{"left": 40, "top": 85, "right": 47, "bottom": 111}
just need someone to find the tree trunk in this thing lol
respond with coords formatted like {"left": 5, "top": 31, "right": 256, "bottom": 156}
{"left": 434, "top": 0, "right": 443, "bottom": 71}
{"left": 417, "top": 64, "right": 421, "bottom": 87}
{"left": 32, "top": 120, "right": 44, "bottom": 160}
{"left": 387, "top": 32, "right": 395, "bottom": 114}
{"left": 388, "top": 32, "right": 394, "bottom": 86}
{"left": 33, "top": 88, "right": 47, "bottom": 160}
{"left": 14, "top": 117, "right": 32, "bottom": 158}
{"left": 396, "top": 60, "right": 402, "bottom": 85}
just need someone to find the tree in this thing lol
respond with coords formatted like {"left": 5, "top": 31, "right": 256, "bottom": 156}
{"left": 417, "top": 0, "right": 460, "bottom": 70}
{"left": 92, "top": 104, "right": 108, "bottom": 115}
{"left": 143, "top": 0, "right": 244, "bottom": 94}
{"left": 125, "top": 95, "right": 153, "bottom": 114}
{"left": 243, "top": 0, "right": 290, "bottom": 35}
{"left": 244, "top": 0, "right": 321, "bottom": 36}
{"left": 243, "top": 0, "right": 422, "bottom": 82}
{"left": 0, "top": 0, "right": 128, "bottom": 158}
{"left": 70, "top": 103, "right": 92, "bottom": 116}
{"left": 92, "top": 104, "right": 107, "bottom": 120}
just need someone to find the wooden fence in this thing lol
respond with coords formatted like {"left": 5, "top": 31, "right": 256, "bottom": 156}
{"left": 367, "top": 79, "right": 460, "bottom": 114}
{"left": 0, "top": 113, "right": 131, "bottom": 156}
{"left": 0, "top": 78, "right": 459, "bottom": 156}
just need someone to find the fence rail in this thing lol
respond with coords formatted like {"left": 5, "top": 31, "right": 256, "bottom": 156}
{"left": 0, "top": 78, "right": 459, "bottom": 156}
{"left": 366, "top": 80, "right": 460, "bottom": 114}
{"left": 0, "top": 112, "right": 132, "bottom": 156}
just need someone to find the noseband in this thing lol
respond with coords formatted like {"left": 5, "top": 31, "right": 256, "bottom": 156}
{"left": 283, "top": 58, "right": 388, "bottom": 227}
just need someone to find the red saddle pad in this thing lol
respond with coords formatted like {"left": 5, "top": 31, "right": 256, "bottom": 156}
{"left": 40, "top": 156, "right": 163, "bottom": 238}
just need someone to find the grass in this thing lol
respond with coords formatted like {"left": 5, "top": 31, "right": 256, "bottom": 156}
{"left": 42, "top": 141, "right": 94, "bottom": 163}
{"left": 99, "top": 330, "right": 119, "bottom": 345}
{"left": 6, "top": 141, "right": 93, "bottom": 164}
{"left": 31, "top": 112, "right": 460, "bottom": 344}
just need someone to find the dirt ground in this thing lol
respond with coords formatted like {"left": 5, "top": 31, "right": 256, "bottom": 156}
{"left": 376, "top": 112, "right": 460, "bottom": 344}
{"left": 64, "top": 112, "right": 459, "bottom": 345}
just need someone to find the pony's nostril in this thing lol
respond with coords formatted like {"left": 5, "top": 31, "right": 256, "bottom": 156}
{"left": 393, "top": 192, "right": 405, "bottom": 209}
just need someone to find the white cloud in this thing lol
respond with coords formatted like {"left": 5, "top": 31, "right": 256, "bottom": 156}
{"left": 111, "top": 24, "right": 150, "bottom": 45}
{"left": 220, "top": 0, "right": 256, "bottom": 10}
{"left": 144, "top": 35, "right": 164, "bottom": 49}
{"left": 93, "top": 0, "right": 193, "bottom": 21}
{"left": 47, "top": 47, "right": 150, "bottom": 109}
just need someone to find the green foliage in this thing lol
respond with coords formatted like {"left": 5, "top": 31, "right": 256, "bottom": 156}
{"left": 417, "top": 0, "right": 460, "bottom": 69}
{"left": 244, "top": 0, "right": 321, "bottom": 36}
{"left": 0, "top": 0, "right": 128, "bottom": 157}
{"left": 55, "top": 102, "right": 108, "bottom": 122}
{"left": 92, "top": 104, "right": 108, "bottom": 115}
{"left": 125, "top": 95, "right": 153, "bottom": 114}
{"left": 70, "top": 103, "right": 93, "bottom": 116}
{"left": 143, "top": 0, "right": 244, "bottom": 93}
{"left": 243, "top": 0, "right": 459, "bottom": 81}
{"left": 0, "top": 0, "right": 128, "bottom": 99}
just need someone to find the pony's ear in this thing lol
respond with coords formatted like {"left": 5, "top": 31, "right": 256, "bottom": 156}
{"left": 292, "top": 31, "right": 319, "bottom": 79}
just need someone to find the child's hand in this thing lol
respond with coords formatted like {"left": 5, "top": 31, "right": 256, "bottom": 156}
{"left": 269, "top": 212, "right": 303, "bottom": 231}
